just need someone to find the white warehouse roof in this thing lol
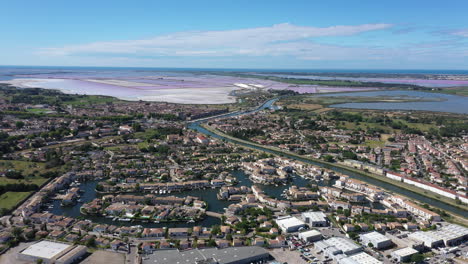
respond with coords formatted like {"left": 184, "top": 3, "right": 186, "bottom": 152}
{"left": 276, "top": 216, "right": 306, "bottom": 228}
{"left": 360, "top": 231, "right": 390, "bottom": 244}
{"left": 347, "top": 252, "right": 382, "bottom": 264}
{"left": 325, "top": 237, "right": 362, "bottom": 254}
{"left": 20, "top": 240, "right": 71, "bottom": 260}
{"left": 299, "top": 229, "right": 321, "bottom": 238}
{"left": 392, "top": 247, "right": 418, "bottom": 258}
{"left": 302, "top": 211, "right": 327, "bottom": 222}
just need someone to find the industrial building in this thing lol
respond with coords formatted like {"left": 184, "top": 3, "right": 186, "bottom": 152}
{"left": 298, "top": 229, "right": 322, "bottom": 242}
{"left": 360, "top": 231, "right": 393, "bottom": 249}
{"left": 408, "top": 224, "right": 468, "bottom": 248}
{"left": 315, "top": 237, "right": 362, "bottom": 260}
{"left": 18, "top": 240, "right": 87, "bottom": 264}
{"left": 391, "top": 247, "right": 419, "bottom": 262}
{"left": 141, "top": 246, "right": 270, "bottom": 264}
{"left": 302, "top": 211, "right": 328, "bottom": 227}
{"left": 339, "top": 252, "right": 382, "bottom": 264}
{"left": 275, "top": 215, "right": 306, "bottom": 233}
{"left": 326, "top": 237, "right": 362, "bottom": 255}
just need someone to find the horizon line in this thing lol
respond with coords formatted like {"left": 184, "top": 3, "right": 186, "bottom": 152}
{"left": 1, "top": 65, "right": 468, "bottom": 72}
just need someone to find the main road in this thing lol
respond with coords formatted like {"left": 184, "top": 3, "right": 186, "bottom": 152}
{"left": 187, "top": 97, "right": 468, "bottom": 221}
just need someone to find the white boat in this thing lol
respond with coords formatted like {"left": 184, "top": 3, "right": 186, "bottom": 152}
{"left": 188, "top": 220, "right": 195, "bottom": 223}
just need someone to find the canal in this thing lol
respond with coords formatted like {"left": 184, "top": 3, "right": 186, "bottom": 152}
{"left": 188, "top": 98, "right": 468, "bottom": 218}
{"left": 50, "top": 169, "right": 334, "bottom": 228}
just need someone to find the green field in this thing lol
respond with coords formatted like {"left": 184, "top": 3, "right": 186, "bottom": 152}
{"left": 0, "top": 160, "right": 52, "bottom": 186}
{"left": 66, "top": 95, "right": 118, "bottom": 106}
{"left": 0, "top": 192, "right": 31, "bottom": 210}
{"left": 26, "top": 108, "right": 50, "bottom": 114}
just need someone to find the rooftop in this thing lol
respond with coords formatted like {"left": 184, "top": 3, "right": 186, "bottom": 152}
{"left": 360, "top": 231, "right": 390, "bottom": 243}
{"left": 299, "top": 230, "right": 321, "bottom": 238}
{"left": 347, "top": 252, "right": 381, "bottom": 264}
{"left": 20, "top": 240, "right": 71, "bottom": 260}
{"left": 275, "top": 216, "right": 306, "bottom": 228}
{"left": 142, "top": 246, "right": 269, "bottom": 264}
{"left": 325, "top": 237, "right": 361, "bottom": 254}
{"left": 392, "top": 247, "right": 418, "bottom": 257}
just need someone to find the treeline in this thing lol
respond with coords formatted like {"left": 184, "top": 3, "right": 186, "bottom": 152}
{"left": 0, "top": 183, "right": 39, "bottom": 195}
{"left": 228, "top": 128, "right": 264, "bottom": 140}
{"left": 147, "top": 113, "right": 180, "bottom": 121}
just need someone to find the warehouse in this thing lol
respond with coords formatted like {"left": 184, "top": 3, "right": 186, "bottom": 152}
{"left": 142, "top": 246, "right": 270, "bottom": 264}
{"left": 315, "top": 237, "right": 362, "bottom": 257}
{"left": 360, "top": 231, "right": 393, "bottom": 249}
{"left": 298, "top": 229, "right": 322, "bottom": 242}
{"left": 18, "top": 240, "right": 87, "bottom": 264}
{"left": 275, "top": 215, "right": 306, "bottom": 233}
{"left": 326, "top": 237, "right": 362, "bottom": 255}
{"left": 391, "top": 247, "right": 419, "bottom": 262}
{"left": 407, "top": 224, "right": 468, "bottom": 248}
{"left": 302, "top": 211, "right": 328, "bottom": 227}
{"left": 339, "top": 252, "right": 382, "bottom": 264}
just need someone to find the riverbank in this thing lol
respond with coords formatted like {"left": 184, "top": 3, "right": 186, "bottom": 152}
{"left": 199, "top": 124, "right": 468, "bottom": 226}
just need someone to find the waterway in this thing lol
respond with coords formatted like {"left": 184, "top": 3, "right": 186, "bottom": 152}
{"left": 49, "top": 169, "right": 328, "bottom": 228}
{"left": 323, "top": 90, "right": 468, "bottom": 114}
{"left": 188, "top": 97, "right": 468, "bottom": 218}
{"left": 49, "top": 96, "right": 468, "bottom": 228}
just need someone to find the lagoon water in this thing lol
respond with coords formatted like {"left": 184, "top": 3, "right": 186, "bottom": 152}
{"left": 321, "top": 90, "right": 468, "bottom": 114}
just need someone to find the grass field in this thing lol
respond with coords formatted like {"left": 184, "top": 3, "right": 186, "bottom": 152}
{"left": 0, "top": 160, "right": 52, "bottom": 186}
{"left": 66, "top": 95, "right": 118, "bottom": 106}
{"left": 26, "top": 108, "right": 49, "bottom": 114}
{"left": 0, "top": 192, "right": 31, "bottom": 210}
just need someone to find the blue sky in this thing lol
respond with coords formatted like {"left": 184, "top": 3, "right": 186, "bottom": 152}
{"left": 1, "top": 0, "right": 468, "bottom": 69}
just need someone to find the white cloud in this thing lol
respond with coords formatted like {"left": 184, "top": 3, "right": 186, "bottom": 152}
{"left": 38, "top": 23, "right": 393, "bottom": 58}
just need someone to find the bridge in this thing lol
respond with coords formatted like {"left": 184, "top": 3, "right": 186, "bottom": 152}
{"left": 206, "top": 211, "right": 223, "bottom": 219}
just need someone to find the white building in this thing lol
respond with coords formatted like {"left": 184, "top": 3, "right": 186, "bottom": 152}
{"left": 298, "top": 230, "right": 322, "bottom": 242}
{"left": 408, "top": 232, "right": 444, "bottom": 248}
{"left": 275, "top": 216, "right": 306, "bottom": 233}
{"left": 302, "top": 211, "right": 328, "bottom": 227}
{"left": 324, "top": 237, "right": 362, "bottom": 255}
{"left": 391, "top": 247, "right": 418, "bottom": 262}
{"left": 18, "top": 240, "right": 87, "bottom": 264}
{"left": 408, "top": 224, "right": 468, "bottom": 248}
{"left": 360, "top": 231, "right": 393, "bottom": 249}
{"left": 339, "top": 252, "right": 382, "bottom": 264}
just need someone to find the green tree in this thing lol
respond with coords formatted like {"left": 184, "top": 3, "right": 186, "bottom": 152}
{"left": 409, "top": 253, "right": 424, "bottom": 263}
{"left": 15, "top": 121, "right": 25, "bottom": 129}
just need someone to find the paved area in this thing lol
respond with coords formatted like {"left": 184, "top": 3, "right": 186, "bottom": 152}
{"left": 268, "top": 248, "right": 307, "bottom": 264}
{"left": 0, "top": 242, "right": 35, "bottom": 264}
{"left": 81, "top": 250, "right": 125, "bottom": 264}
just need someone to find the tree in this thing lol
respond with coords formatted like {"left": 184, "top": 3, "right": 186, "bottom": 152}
{"left": 12, "top": 227, "right": 22, "bottom": 240}
{"left": 409, "top": 253, "right": 424, "bottom": 263}
{"left": 85, "top": 237, "right": 96, "bottom": 247}
{"left": 15, "top": 121, "right": 25, "bottom": 129}
{"left": 323, "top": 155, "right": 335, "bottom": 162}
